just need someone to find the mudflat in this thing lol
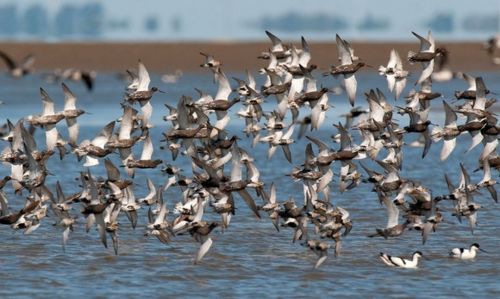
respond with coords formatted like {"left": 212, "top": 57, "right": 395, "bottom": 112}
{"left": 0, "top": 41, "right": 497, "bottom": 72}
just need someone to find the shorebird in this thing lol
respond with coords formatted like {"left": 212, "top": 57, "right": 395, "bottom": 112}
{"left": 60, "top": 83, "right": 85, "bottom": 146}
{"left": 431, "top": 100, "right": 460, "bottom": 161}
{"left": 28, "top": 88, "right": 65, "bottom": 151}
{"left": 379, "top": 49, "right": 408, "bottom": 100}
{"left": 0, "top": 29, "right": 498, "bottom": 272}
{"left": 106, "top": 106, "right": 143, "bottom": 177}
{"left": 380, "top": 251, "right": 423, "bottom": 268}
{"left": 408, "top": 31, "right": 446, "bottom": 85}
{"left": 200, "top": 52, "right": 222, "bottom": 73}
{"left": 260, "top": 124, "right": 296, "bottom": 163}
{"left": 0, "top": 50, "right": 35, "bottom": 78}
{"left": 485, "top": 34, "right": 500, "bottom": 64}
{"left": 368, "top": 193, "right": 408, "bottom": 239}
{"left": 258, "top": 30, "right": 291, "bottom": 60}
{"left": 73, "top": 121, "right": 115, "bottom": 167}
{"left": 125, "top": 60, "right": 164, "bottom": 128}
{"left": 324, "top": 34, "right": 366, "bottom": 106}
{"left": 304, "top": 239, "right": 331, "bottom": 269}
{"left": 190, "top": 221, "right": 219, "bottom": 264}
{"left": 449, "top": 243, "right": 485, "bottom": 259}
{"left": 126, "top": 134, "right": 162, "bottom": 169}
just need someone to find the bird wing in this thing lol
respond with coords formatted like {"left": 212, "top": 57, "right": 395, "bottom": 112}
{"left": 194, "top": 237, "right": 213, "bottom": 265}
{"left": 40, "top": 88, "right": 56, "bottom": 116}
{"left": 462, "top": 73, "right": 476, "bottom": 91}
{"left": 265, "top": 30, "right": 284, "bottom": 52}
{"left": 443, "top": 100, "right": 457, "bottom": 128}
{"left": 416, "top": 60, "right": 434, "bottom": 85}
{"left": 394, "top": 77, "right": 406, "bottom": 100}
{"left": 344, "top": 73, "right": 357, "bottom": 107}
{"left": 66, "top": 117, "right": 79, "bottom": 146}
{"left": 137, "top": 60, "right": 151, "bottom": 91}
{"left": 246, "top": 160, "right": 261, "bottom": 183}
{"left": 118, "top": 106, "right": 134, "bottom": 140}
{"left": 283, "top": 124, "right": 296, "bottom": 140}
{"left": 0, "top": 50, "right": 16, "bottom": 69}
{"left": 92, "top": 121, "right": 115, "bottom": 148}
{"left": 21, "top": 54, "right": 35, "bottom": 70}
{"left": 314, "top": 255, "right": 328, "bottom": 269}
{"left": 317, "top": 169, "right": 334, "bottom": 193}
{"left": 230, "top": 146, "right": 242, "bottom": 182}
{"left": 281, "top": 144, "right": 292, "bottom": 163}
{"left": 140, "top": 135, "right": 154, "bottom": 160}
{"left": 145, "top": 178, "right": 157, "bottom": 201}
{"left": 336, "top": 34, "right": 353, "bottom": 66}
{"left": 140, "top": 101, "right": 153, "bottom": 127}
{"left": 268, "top": 182, "right": 277, "bottom": 204}
{"left": 299, "top": 36, "right": 311, "bottom": 66}
{"left": 473, "top": 77, "right": 486, "bottom": 111}
{"left": 214, "top": 69, "right": 231, "bottom": 101}
{"left": 387, "top": 49, "right": 398, "bottom": 69}
{"left": 237, "top": 189, "right": 260, "bottom": 218}
{"left": 104, "top": 159, "right": 121, "bottom": 181}
{"left": 441, "top": 137, "right": 456, "bottom": 161}
{"left": 382, "top": 195, "right": 399, "bottom": 228}
{"left": 305, "top": 136, "right": 329, "bottom": 155}
{"left": 412, "top": 31, "right": 433, "bottom": 53}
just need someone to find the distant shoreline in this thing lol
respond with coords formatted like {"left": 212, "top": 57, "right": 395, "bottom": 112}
{"left": 0, "top": 41, "right": 498, "bottom": 72}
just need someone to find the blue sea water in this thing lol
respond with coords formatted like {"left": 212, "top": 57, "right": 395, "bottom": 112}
{"left": 0, "top": 70, "right": 498, "bottom": 298}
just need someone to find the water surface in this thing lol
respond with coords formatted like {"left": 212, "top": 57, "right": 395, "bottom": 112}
{"left": 0, "top": 71, "right": 499, "bottom": 298}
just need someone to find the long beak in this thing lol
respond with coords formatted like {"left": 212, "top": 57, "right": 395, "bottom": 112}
{"left": 158, "top": 90, "right": 166, "bottom": 94}
{"left": 479, "top": 248, "right": 488, "bottom": 253}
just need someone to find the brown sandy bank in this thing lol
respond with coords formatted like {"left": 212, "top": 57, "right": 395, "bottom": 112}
{"left": 0, "top": 41, "right": 498, "bottom": 73}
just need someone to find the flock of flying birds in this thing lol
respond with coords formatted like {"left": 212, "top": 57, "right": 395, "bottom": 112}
{"left": 0, "top": 30, "right": 498, "bottom": 269}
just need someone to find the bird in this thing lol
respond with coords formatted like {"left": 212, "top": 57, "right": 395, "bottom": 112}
{"left": 449, "top": 243, "right": 485, "bottom": 259}
{"left": 431, "top": 100, "right": 460, "bottom": 161}
{"left": 0, "top": 29, "right": 497, "bottom": 273}
{"left": 368, "top": 193, "right": 408, "bottom": 239}
{"left": 200, "top": 52, "right": 222, "bottom": 71}
{"left": 125, "top": 60, "right": 165, "bottom": 128}
{"left": 324, "top": 34, "right": 366, "bottom": 106}
{"left": 304, "top": 239, "right": 331, "bottom": 269}
{"left": 0, "top": 50, "right": 35, "bottom": 78}
{"left": 379, "top": 49, "right": 408, "bottom": 100}
{"left": 484, "top": 34, "right": 500, "bottom": 64}
{"left": 28, "top": 88, "right": 65, "bottom": 151}
{"left": 380, "top": 251, "right": 423, "bottom": 268}
{"left": 408, "top": 31, "right": 446, "bottom": 85}
{"left": 60, "top": 83, "right": 85, "bottom": 147}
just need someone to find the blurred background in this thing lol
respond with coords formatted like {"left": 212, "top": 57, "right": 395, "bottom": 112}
{"left": 0, "top": 0, "right": 497, "bottom": 42}
{"left": 0, "top": 0, "right": 497, "bottom": 72}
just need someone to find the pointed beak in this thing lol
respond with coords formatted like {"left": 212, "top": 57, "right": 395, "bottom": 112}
{"left": 158, "top": 90, "right": 166, "bottom": 94}
{"left": 479, "top": 248, "right": 488, "bottom": 253}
